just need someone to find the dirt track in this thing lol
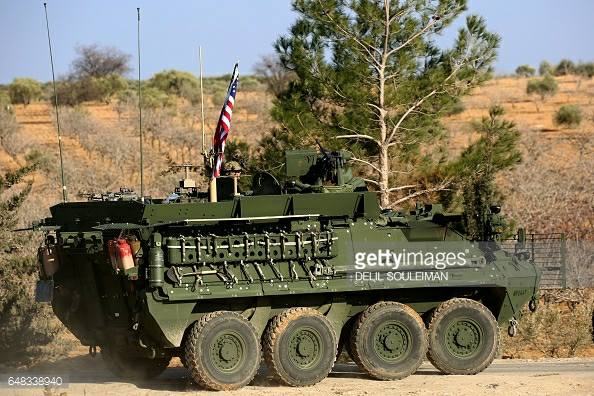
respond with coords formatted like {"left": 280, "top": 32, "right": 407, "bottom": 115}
{"left": 4, "top": 356, "right": 594, "bottom": 396}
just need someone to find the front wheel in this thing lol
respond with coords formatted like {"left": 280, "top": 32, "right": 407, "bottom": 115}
{"left": 101, "top": 346, "right": 170, "bottom": 380}
{"left": 427, "top": 298, "right": 499, "bottom": 375}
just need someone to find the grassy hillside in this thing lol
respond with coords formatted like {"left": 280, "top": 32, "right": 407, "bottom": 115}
{"left": 1, "top": 74, "right": 593, "bottom": 278}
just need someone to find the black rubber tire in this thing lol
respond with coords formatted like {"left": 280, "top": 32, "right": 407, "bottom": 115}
{"left": 263, "top": 307, "right": 337, "bottom": 387}
{"left": 184, "top": 311, "right": 261, "bottom": 391}
{"left": 427, "top": 298, "right": 499, "bottom": 375}
{"left": 100, "top": 345, "right": 170, "bottom": 380}
{"left": 349, "top": 302, "right": 427, "bottom": 380}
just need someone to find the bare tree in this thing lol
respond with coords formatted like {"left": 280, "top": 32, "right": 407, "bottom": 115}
{"left": 71, "top": 44, "right": 131, "bottom": 79}
{"left": 253, "top": 54, "right": 294, "bottom": 97}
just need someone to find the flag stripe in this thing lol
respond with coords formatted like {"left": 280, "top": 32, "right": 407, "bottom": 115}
{"left": 212, "top": 64, "right": 239, "bottom": 178}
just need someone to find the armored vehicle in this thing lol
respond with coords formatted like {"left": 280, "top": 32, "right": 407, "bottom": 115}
{"left": 35, "top": 148, "right": 540, "bottom": 390}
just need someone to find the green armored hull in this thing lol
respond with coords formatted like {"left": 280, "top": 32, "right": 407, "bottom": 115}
{"left": 37, "top": 150, "right": 540, "bottom": 389}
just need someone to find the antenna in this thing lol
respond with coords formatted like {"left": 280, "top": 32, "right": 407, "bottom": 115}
{"left": 137, "top": 7, "right": 144, "bottom": 201}
{"left": 199, "top": 46, "right": 205, "bottom": 153}
{"left": 43, "top": 3, "right": 67, "bottom": 203}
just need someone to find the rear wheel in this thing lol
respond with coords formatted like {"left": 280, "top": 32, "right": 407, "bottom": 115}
{"left": 184, "top": 311, "right": 261, "bottom": 390}
{"left": 427, "top": 298, "right": 499, "bottom": 375}
{"left": 101, "top": 346, "right": 170, "bottom": 380}
{"left": 350, "top": 302, "right": 427, "bottom": 380}
{"left": 263, "top": 307, "right": 337, "bottom": 387}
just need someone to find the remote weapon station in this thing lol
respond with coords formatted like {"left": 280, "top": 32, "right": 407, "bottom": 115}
{"left": 35, "top": 10, "right": 540, "bottom": 390}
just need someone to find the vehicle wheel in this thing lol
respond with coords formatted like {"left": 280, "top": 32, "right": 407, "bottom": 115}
{"left": 263, "top": 307, "right": 337, "bottom": 387}
{"left": 184, "top": 311, "right": 261, "bottom": 391}
{"left": 101, "top": 345, "right": 170, "bottom": 380}
{"left": 349, "top": 302, "right": 427, "bottom": 380}
{"left": 427, "top": 298, "right": 499, "bottom": 375}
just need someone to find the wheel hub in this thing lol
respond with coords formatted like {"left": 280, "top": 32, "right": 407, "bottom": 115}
{"left": 373, "top": 321, "right": 410, "bottom": 362}
{"left": 210, "top": 332, "right": 244, "bottom": 371}
{"left": 288, "top": 327, "right": 321, "bottom": 368}
{"left": 445, "top": 319, "right": 482, "bottom": 358}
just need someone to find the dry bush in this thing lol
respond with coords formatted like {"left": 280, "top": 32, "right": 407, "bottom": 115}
{"left": 502, "top": 290, "right": 594, "bottom": 358}
{"left": 0, "top": 109, "right": 28, "bottom": 156}
{"left": 501, "top": 131, "right": 594, "bottom": 286}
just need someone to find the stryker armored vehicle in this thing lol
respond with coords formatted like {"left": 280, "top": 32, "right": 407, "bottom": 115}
{"left": 35, "top": 148, "right": 540, "bottom": 390}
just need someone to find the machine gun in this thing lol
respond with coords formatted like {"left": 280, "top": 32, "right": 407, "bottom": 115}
{"left": 283, "top": 144, "right": 366, "bottom": 193}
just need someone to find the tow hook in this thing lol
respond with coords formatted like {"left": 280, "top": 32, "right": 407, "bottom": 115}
{"left": 529, "top": 297, "right": 538, "bottom": 312}
{"left": 88, "top": 345, "right": 97, "bottom": 357}
{"left": 508, "top": 317, "right": 518, "bottom": 337}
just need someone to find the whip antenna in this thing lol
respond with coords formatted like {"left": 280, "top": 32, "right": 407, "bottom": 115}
{"left": 43, "top": 3, "right": 67, "bottom": 203}
{"left": 137, "top": 7, "right": 144, "bottom": 201}
{"left": 199, "top": 46, "right": 205, "bottom": 153}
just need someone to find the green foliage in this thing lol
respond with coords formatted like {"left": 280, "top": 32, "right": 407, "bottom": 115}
{"left": 502, "top": 294, "right": 594, "bottom": 358}
{"left": 259, "top": 0, "right": 499, "bottom": 206}
{"left": 575, "top": 62, "right": 594, "bottom": 78}
{"left": 515, "top": 65, "right": 535, "bottom": 77}
{"left": 0, "top": 90, "right": 10, "bottom": 109}
{"left": 52, "top": 75, "right": 128, "bottom": 106}
{"left": 8, "top": 78, "right": 42, "bottom": 105}
{"left": 554, "top": 105, "right": 582, "bottom": 128}
{"left": 0, "top": 157, "right": 72, "bottom": 367}
{"left": 526, "top": 74, "right": 558, "bottom": 100}
{"left": 453, "top": 106, "right": 521, "bottom": 240}
{"left": 554, "top": 59, "right": 576, "bottom": 76}
{"left": 148, "top": 70, "right": 200, "bottom": 102}
{"left": 117, "top": 86, "right": 175, "bottom": 110}
{"left": 538, "top": 60, "right": 553, "bottom": 76}
{"left": 444, "top": 98, "right": 466, "bottom": 116}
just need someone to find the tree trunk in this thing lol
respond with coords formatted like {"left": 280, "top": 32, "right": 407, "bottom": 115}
{"left": 379, "top": 145, "right": 390, "bottom": 207}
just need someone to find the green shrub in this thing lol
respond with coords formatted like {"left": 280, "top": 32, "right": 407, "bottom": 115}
{"left": 576, "top": 62, "right": 594, "bottom": 78}
{"left": 539, "top": 61, "right": 554, "bottom": 76}
{"left": 8, "top": 78, "right": 42, "bottom": 105}
{"left": 0, "top": 91, "right": 10, "bottom": 110}
{"left": 0, "top": 160, "right": 74, "bottom": 367}
{"left": 555, "top": 59, "right": 576, "bottom": 76}
{"left": 148, "top": 70, "right": 199, "bottom": 102}
{"left": 117, "top": 86, "right": 175, "bottom": 110}
{"left": 51, "top": 75, "right": 128, "bottom": 106}
{"left": 554, "top": 105, "right": 582, "bottom": 128}
{"left": 515, "top": 65, "right": 535, "bottom": 77}
{"left": 526, "top": 74, "right": 558, "bottom": 100}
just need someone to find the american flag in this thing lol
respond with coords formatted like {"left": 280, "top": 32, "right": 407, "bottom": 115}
{"left": 212, "top": 63, "right": 239, "bottom": 178}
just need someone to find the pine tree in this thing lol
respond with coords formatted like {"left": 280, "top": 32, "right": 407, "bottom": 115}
{"left": 456, "top": 106, "right": 521, "bottom": 240}
{"left": 0, "top": 154, "right": 69, "bottom": 366}
{"left": 258, "top": 0, "right": 499, "bottom": 207}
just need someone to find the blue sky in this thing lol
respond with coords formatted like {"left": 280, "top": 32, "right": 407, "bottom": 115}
{"left": 1, "top": 0, "right": 593, "bottom": 83}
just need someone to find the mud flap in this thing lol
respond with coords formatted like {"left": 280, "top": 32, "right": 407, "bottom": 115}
{"left": 35, "top": 279, "right": 54, "bottom": 302}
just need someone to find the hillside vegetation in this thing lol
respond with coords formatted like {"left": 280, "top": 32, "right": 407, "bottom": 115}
{"left": 0, "top": 73, "right": 593, "bottom": 365}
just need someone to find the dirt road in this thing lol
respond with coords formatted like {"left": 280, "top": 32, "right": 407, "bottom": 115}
{"left": 4, "top": 356, "right": 594, "bottom": 396}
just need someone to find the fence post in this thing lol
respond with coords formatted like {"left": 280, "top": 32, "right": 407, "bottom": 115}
{"left": 561, "top": 233, "right": 567, "bottom": 288}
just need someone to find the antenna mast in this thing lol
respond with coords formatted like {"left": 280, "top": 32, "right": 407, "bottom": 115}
{"left": 199, "top": 46, "right": 206, "bottom": 153}
{"left": 43, "top": 3, "right": 67, "bottom": 203}
{"left": 137, "top": 7, "right": 144, "bottom": 201}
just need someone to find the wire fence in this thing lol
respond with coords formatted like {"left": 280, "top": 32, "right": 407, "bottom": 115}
{"left": 501, "top": 233, "right": 566, "bottom": 289}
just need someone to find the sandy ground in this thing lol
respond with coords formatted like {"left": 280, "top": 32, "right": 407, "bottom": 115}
{"left": 2, "top": 356, "right": 594, "bottom": 396}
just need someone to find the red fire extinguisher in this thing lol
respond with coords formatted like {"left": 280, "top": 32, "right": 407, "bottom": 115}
{"left": 116, "top": 238, "right": 135, "bottom": 271}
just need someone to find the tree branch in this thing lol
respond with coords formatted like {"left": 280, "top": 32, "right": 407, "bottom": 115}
{"left": 350, "top": 157, "right": 381, "bottom": 174}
